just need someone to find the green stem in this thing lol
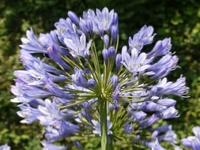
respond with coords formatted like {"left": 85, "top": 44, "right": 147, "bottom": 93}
{"left": 100, "top": 100, "right": 108, "bottom": 150}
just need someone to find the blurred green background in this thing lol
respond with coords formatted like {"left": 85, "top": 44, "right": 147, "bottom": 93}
{"left": 0, "top": 0, "right": 200, "bottom": 149}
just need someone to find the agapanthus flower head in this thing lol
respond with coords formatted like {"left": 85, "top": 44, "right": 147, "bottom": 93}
{"left": 12, "top": 7, "right": 189, "bottom": 149}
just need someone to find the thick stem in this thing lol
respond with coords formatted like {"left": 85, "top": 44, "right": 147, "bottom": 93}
{"left": 100, "top": 100, "right": 108, "bottom": 150}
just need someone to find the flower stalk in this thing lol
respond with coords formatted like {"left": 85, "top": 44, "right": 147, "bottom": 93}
{"left": 100, "top": 99, "right": 108, "bottom": 150}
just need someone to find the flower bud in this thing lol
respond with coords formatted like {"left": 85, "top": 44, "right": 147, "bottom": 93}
{"left": 68, "top": 11, "right": 79, "bottom": 25}
{"left": 102, "top": 47, "right": 115, "bottom": 61}
{"left": 112, "top": 13, "right": 118, "bottom": 25}
{"left": 111, "top": 25, "right": 118, "bottom": 42}
{"left": 103, "top": 34, "right": 109, "bottom": 48}
{"left": 115, "top": 54, "right": 122, "bottom": 70}
{"left": 110, "top": 75, "right": 118, "bottom": 89}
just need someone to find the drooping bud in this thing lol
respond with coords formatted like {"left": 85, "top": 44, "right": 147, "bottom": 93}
{"left": 103, "top": 34, "right": 109, "bottom": 48}
{"left": 111, "top": 25, "right": 118, "bottom": 42}
{"left": 148, "top": 38, "right": 172, "bottom": 58}
{"left": 124, "top": 123, "right": 133, "bottom": 134}
{"left": 88, "top": 79, "right": 96, "bottom": 87}
{"left": 102, "top": 47, "right": 115, "bottom": 61}
{"left": 110, "top": 75, "right": 118, "bottom": 89}
{"left": 115, "top": 54, "right": 122, "bottom": 70}
{"left": 112, "top": 13, "right": 118, "bottom": 26}
{"left": 68, "top": 11, "right": 79, "bottom": 25}
{"left": 157, "top": 98, "right": 176, "bottom": 107}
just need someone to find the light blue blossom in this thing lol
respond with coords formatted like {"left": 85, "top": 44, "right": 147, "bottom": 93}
{"left": 64, "top": 32, "right": 92, "bottom": 57}
{"left": 17, "top": 104, "right": 41, "bottom": 124}
{"left": 20, "top": 29, "right": 46, "bottom": 53}
{"left": 148, "top": 38, "right": 172, "bottom": 58}
{"left": 182, "top": 126, "right": 200, "bottom": 150}
{"left": 82, "top": 7, "right": 118, "bottom": 35}
{"left": 151, "top": 76, "right": 188, "bottom": 96}
{"left": 128, "top": 25, "right": 155, "bottom": 51}
{"left": 148, "top": 54, "right": 179, "bottom": 79}
{"left": 121, "top": 46, "right": 150, "bottom": 75}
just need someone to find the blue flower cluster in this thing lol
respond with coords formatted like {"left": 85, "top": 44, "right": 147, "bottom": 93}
{"left": 12, "top": 7, "right": 189, "bottom": 149}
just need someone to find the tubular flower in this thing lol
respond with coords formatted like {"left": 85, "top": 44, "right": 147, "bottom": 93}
{"left": 12, "top": 7, "right": 188, "bottom": 149}
{"left": 182, "top": 126, "right": 200, "bottom": 150}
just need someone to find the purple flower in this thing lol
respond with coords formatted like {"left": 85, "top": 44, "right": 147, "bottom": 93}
{"left": 148, "top": 54, "right": 178, "bottom": 79}
{"left": 129, "top": 97, "right": 179, "bottom": 128}
{"left": 71, "top": 68, "right": 95, "bottom": 88}
{"left": 35, "top": 100, "right": 79, "bottom": 142}
{"left": 140, "top": 114, "right": 160, "bottom": 128}
{"left": 141, "top": 101, "right": 166, "bottom": 112}
{"left": 44, "top": 79, "right": 73, "bottom": 99}
{"left": 152, "top": 125, "right": 177, "bottom": 144}
{"left": 20, "top": 29, "right": 46, "bottom": 53}
{"left": 37, "top": 99, "right": 64, "bottom": 125}
{"left": 124, "top": 123, "right": 133, "bottom": 134}
{"left": 17, "top": 104, "right": 41, "bottom": 124}
{"left": 129, "top": 111, "right": 147, "bottom": 121}
{"left": 82, "top": 8, "right": 118, "bottom": 35}
{"left": 38, "top": 31, "right": 67, "bottom": 56}
{"left": 11, "top": 81, "right": 51, "bottom": 98}
{"left": 45, "top": 120, "right": 79, "bottom": 142}
{"left": 151, "top": 76, "right": 188, "bottom": 96}
{"left": 64, "top": 32, "right": 92, "bottom": 57}
{"left": 121, "top": 46, "right": 150, "bottom": 75}
{"left": 148, "top": 38, "right": 172, "bottom": 58}
{"left": 54, "top": 18, "right": 75, "bottom": 43}
{"left": 20, "top": 51, "right": 65, "bottom": 76}
{"left": 128, "top": 25, "right": 155, "bottom": 51}
{"left": 47, "top": 46, "right": 70, "bottom": 70}
{"left": 152, "top": 125, "right": 172, "bottom": 139}
{"left": 182, "top": 126, "right": 200, "bottom": 150}
{"left": 157, "top": 98, "right": 176, "bottom": 107}
{"left": 159, "top": 107, "right": 179, "bottom": 119}
{"left": 79, "top": 18, "right": 93, "bottom": 34}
